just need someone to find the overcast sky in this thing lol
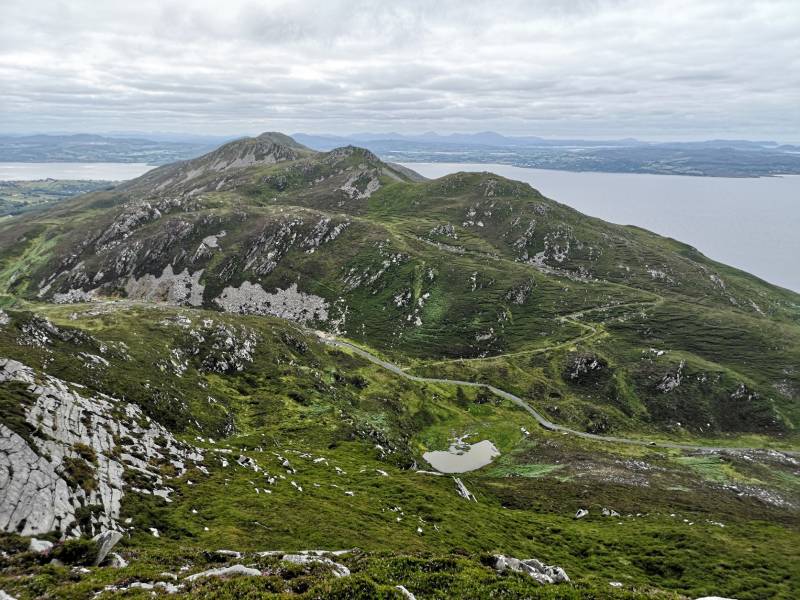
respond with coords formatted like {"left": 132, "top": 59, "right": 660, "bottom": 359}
{"left": 1, "top": 0, "right": 798, "bottom": 140}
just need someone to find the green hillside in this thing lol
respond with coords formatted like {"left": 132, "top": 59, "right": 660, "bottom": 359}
{"left": 0, "top": 134, "right": 797, "bottom": 599}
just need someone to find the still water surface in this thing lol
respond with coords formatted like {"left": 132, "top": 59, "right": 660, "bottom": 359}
{"left": 401, "top": 162, "right": 800, "bottom": 293}
{"left": 0, "top": 162, "right": 154, "bottom": 181}
{"left": 423, "top": 439, "right": 500, "bottom": 473}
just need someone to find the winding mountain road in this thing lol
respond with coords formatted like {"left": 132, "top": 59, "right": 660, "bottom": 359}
{"left": 318, "top": 333, "right": 799, "bottom": 457}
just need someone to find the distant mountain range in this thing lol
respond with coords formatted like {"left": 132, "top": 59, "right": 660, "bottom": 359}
{"left": 2, "top": 132, "right": 799, "bottom": 177}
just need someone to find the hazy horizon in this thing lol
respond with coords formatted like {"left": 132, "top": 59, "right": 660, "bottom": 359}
{"left": 2, "top": 130, "right": 799, "bottom": 146}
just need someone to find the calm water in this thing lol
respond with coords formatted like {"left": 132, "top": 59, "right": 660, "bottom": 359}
{"left": 0, "top": 162, "right": 154, "bottom": 181}
{"left": 423, "top": 439, "right": 500, "bottom": 473}
{"left": 401, "top": 162, "right": 800, "bottom": 293}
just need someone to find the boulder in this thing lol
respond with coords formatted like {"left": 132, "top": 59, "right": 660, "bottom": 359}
{"left": 93, "top": 530, "right": 123, "bottom": 566}
{"left": 29, "top": 538, "right": 54, "bottom": 553}
{"left": 281, "top": 554, "right": 350, "bottom": 578}
{"left": 493, "top": 554, "right": 569, "bottom": 585}
{"left": 109, "top": 553, "right": 128, "bottom": 568}
{"left": 185, "top": 564, "right": 261, "bottom": 581}
{"left": 396, "top": 585, "right": 417, "bottom": 599}
{"left": 575, "top": 508, "right": 589, "bottom": 519}
{"left": 453, "top": 477, "right": 477, "bottom": 501}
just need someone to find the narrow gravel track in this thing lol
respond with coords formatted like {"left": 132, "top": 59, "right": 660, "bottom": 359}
{"left": 319, "top": 334, "right": 799, "bottom": 457}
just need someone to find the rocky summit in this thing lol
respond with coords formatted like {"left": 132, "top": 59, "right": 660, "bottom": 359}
{"left": 0, "top": 134, "right": 798, "bottom": 599}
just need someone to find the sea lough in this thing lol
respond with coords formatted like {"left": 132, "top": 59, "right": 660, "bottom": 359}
{"left": 401, "top": 162, "right": 800, "bottom": 293}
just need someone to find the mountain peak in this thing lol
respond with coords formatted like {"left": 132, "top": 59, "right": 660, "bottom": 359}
{"left": 254, "top": 131, "right": 310, "bottom": 150}
{"left": 213, "top": 132, "right": 313, "bottom": 161}
{"left": 121, "top": 132, "right": 316, "bottom": 196}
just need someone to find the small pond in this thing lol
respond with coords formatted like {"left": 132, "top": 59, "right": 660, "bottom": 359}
{"left": 423, "top": 439, "right": 500, "bottom": 473}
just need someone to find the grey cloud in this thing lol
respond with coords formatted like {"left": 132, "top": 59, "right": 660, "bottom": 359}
{"left": 0, "top": 0, "right": 797, "bottom": 139}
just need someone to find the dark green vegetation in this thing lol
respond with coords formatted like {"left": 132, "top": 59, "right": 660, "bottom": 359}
{"left": 0, "top": 179, "right": 113, "bottom": 216}
{"left": 0, "top": 134, "right": 798, "bottom": 598}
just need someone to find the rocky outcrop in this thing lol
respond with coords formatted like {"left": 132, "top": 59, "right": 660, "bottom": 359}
{"left": 564, "top": 352, "right": 607, "bottom": 382}
{"left": 279, "top": 554, "right": 351, "bottom": 578}
{"left": 0, "top": 358, "right": 203, "bottom": 537}
{"left": 395, "top": 585, "right": 416, "bottom": 599}
{"left": 215, "top": 282, "right": 329, "bottom": 325}
{"left": 93, "top": 530, "right": 123, "bottom": 566}
{"left": 125, "top": 265, "right": 205, "bottom": 306}
{"left": 453, "top": 477, "right": 477, "bottom": 502}
{"left": 1, "top": 422, "right": 78, "bottom": 536}
{"left": 339, "top": 170, "right": 380, "bottom": 200}
{"left": 657, "top": 360, "right": 686, "bottom": 393}
{"left": 185, "top": 564, "right": 261, "bottom": 581}
{"left": 493, "top": 555, "right": 569, "bottom": 585}
{"left": 243, "top": 217, "right": 350, "bottom": 276}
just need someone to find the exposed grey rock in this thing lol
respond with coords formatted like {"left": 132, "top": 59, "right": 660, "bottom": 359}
{"left": 280, "top": 554, "right": 350, "bottom": 577}
{"left": 396, "top": 585, "right": 417, "bottom": 599}
{"left": 0, "top": 357, "right": 203, "bottom": 536}
{"left": 574, "top": 509, "right": 589, "bottom": 519}
{"left": 493, "top": 555, "right": 569, "bottom": 585}
{"left": 29, "top": 538, "right": 54, "bottom": 553}
{"left": 0, "top": 590, "right": 18, "bottom": 600}
{"left": 657, "top": 360, "right": 685, "bottom": 393}
{"left": 564, "top": 352, "right": 606, "bottom": 381}
{"left": 339, "top": 170, "right": 380, "bottom": 200}
{"left": 215, "top": 282, "right": 329, "bottom": 324}
{"left": 504, "top": 279, "right": 534, "bottom": 305}
{"left": 187, "top": 321, "right": 258, "bottom": 374}
{"left": 185, "top": 564, "right": 261, "bottom": 581}
{"left": 52, "top": 289, "right": 95, "bottom": 304}
{"left": 93, "top": 530, "right": 123, "bottom": 566}
{"left": 256, "top": 549, "right": 354, "bottom": 557}
{"left": 1, "top": 423, "right": 74, "bottom": 536}
{"left": 193, "top": 231, "right": 226, "bottom": 261}
{"left": 109, "top": 552, "right": 128, "bottom": 568}
{"left": 125, "top": 265, "right": 204, "bottom": 306}
{"left": 453, "top": 477, "right": 477, "bottom": 502}
{"left": 102, "top": 580, "right": 179, "bottom": 594}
